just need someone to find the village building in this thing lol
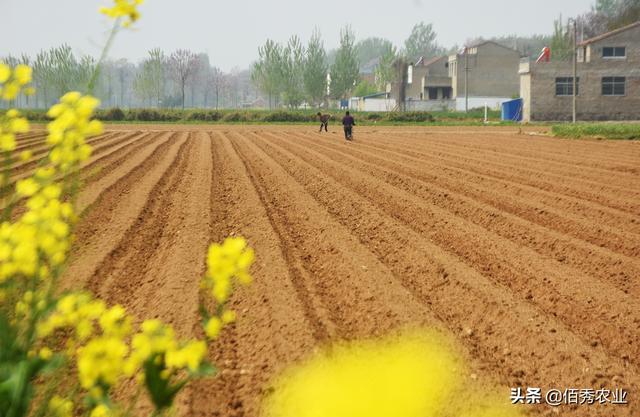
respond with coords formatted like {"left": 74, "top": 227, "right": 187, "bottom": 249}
{"left": 387, "top": 41, "right": 521, "bottom": 111}
{"left": 519, "top": 21, "right": 640, "bottom": 121}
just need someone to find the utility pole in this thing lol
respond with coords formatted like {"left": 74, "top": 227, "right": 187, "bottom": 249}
{"left": 464, "top": 47, "right": 469, "bottom": 113}
{"left": 570, "top": 18, "right": 577, "bottom": 124}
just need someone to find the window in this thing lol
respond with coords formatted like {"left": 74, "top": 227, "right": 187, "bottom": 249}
{"left": 428, "top": 88, "right": 438, "bottom": 100}
{"left": 555, "top": 77, "right": 579, "bottom": 96}
{"left": 602, "top": 47, "right": 626, "bottom": 58}
{"left": 602, "top": 77, "right": 625, "bottom": 96}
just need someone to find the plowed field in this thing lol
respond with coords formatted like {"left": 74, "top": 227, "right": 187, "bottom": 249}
{"left": 15, "top": 125, "right": 640, "bottom": 417}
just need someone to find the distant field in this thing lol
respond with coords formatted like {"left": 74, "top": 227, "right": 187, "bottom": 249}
{"left": 10, "top": 125, "right": 640, "bottom": 416}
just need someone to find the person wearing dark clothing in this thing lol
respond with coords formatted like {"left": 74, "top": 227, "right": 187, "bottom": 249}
{"left": 342, "top": 111, "right": 355, "bottom": 140}
{"left": 317, "top": 112, "right": 330, "bottom": 132}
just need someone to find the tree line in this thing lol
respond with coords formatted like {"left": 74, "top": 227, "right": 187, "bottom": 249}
{"left": 1, "top": 46, "right": 259, "bottom": 110}
{"left": 251, "top": 23, "right": 444, "bottom": 108}
{"left": 549, "top": 0, "right": 639, "bottom": 60}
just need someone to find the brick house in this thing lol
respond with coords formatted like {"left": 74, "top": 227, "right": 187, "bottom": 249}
{"left": 519, "top": 21, "right": 640, "bottom": 121}
{"left": 390, "top": 41, "right": 520, "bottom": 111}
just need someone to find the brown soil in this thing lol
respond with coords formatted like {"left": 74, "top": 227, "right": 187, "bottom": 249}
{"left": 15, "top": 125, "right": 639, "bottom": 417}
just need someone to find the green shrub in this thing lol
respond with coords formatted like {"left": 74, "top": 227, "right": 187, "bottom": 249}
{"left": 221, "top": 111, "right": 246, "bottom": 122}
{"left": 261, "top": 111, "right": 314, "bottom": 123}
{"left": 364, "top": 112, "right": 383, "bottom": 121}
{"left": 386, "top": 111, "right": 434, "bottom": 123}
{"left": 126, "top": 109, "right": 182, "bottom": 122}
{"left": 100, "top": 107, "right": 125, "bottom": 121}
{"left": 186, "top": 110, "right": 223, "bottom": 121}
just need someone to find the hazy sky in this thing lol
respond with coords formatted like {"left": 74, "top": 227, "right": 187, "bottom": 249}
{"left": 2, "top": 0, "right": 594, "bottom": 71}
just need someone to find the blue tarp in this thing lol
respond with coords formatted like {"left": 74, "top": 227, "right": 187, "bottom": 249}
{"left": 501, "top": 98, "right": 523, "bottom": 122}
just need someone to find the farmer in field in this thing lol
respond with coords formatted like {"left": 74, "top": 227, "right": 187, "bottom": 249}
{"left": 317, "top": 112, "right": 330, "bottom": 133}
{"left": 342, "top": 111, "right": 355, "bottom": 141}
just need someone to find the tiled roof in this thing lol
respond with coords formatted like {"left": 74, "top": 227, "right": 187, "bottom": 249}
{"left": 579, "top": 21, "right": 640, "bottom": 46}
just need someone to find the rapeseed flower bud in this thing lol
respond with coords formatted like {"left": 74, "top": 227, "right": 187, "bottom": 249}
{"left": 100, "top": 0, "right": 144, "bottom": 27}
{"left": 204, "top": 317, "right": 222, "bottom": 339}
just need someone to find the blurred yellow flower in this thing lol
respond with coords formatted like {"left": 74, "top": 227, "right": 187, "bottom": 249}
{"left": 89, "top": 404, "right": 112, "bottom": 417}
{"left": 13, "top": 65, "right": 32, "bottom": 85}
{"left": 0, "top": 64, "right": 35, "bottom": 100}
{"left": 19, "top": 150, "right": 32, "bottom": 161}
{"left": 165, "top": 340, "right": 207, "bottom": 372}
{"left": 263, "top": 331, "right": 461, "bottom": 417}
{"left": 49, "top": 395, "right": 73, "bottom": 417}
{"left": 204, "top": 317, "right": 222, "bottom": 339}
{"left": 100, "top": 0, "right": 144, "bottom": 27}
{"left": 0, "top": 108, "right": 30, "bottom": 151}
{"left": 77, "top": 336, "right": 128, "bottom": 389}
{"left": 0, "top": 64, "right": 10, "bottom": 83}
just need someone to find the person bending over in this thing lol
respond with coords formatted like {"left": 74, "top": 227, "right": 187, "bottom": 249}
{"left": 317, "top": 112, "right": 330, "bottom": 132}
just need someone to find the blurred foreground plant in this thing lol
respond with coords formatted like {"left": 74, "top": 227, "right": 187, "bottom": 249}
{"left": 262, "top": 330, "right": 525, "bottom": 417}
{"left": 0, "top": 2, "right": 253, "bottom": 417}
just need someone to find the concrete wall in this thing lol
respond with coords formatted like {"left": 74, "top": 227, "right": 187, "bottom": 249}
{"left": 405, "top": 66, "right": 429, "bottom": 100}
{"left": 360, "top": 98, "right": 397, "bottom": 112}
{"left": 449, "top": 42, "right": 521, "bottom": 99}
{"left": 406, "top": 99, "right": 455, "bottom": 111}
{"left": 520, "top": 68, "right": 532, "bottom": 122}
{"left": 454, "top": 97, "right": 508, "bottom": 111}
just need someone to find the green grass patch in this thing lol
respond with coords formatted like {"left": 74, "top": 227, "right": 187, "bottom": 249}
{"left": 552, "top": 123, "right": 640, "bottom": 140}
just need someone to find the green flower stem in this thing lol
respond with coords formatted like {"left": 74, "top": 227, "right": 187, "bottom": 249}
{"left": 87, "top": 19, "right": 120, "bottom": 95}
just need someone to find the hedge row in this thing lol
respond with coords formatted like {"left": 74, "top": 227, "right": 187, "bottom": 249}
{"left": 3, "top": 108, "right": 499, "bottom": 124}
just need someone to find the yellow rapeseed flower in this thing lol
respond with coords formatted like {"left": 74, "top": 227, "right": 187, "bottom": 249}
{"left": 0, "top": 108, "right": 30, "bottom": 151}
{"left": 49, "top": 395, "right": 73, "bottom": 417}
{"left": 89, "top": 404, "right": 112, "bottom": 417}
{"left": 19, "top": 150, "right": 32, "bottom": 161}
{"left": 77, "top": 336, "right": 128, "bottom": 389}
{"left": 263, "top": 331, "right": 463, "bottom": 417}
{"left": 16, "top": 178, "right": 39, "bottom": 197}
{"left": 0, "top": 64, "right": 34, "bottom": 100}
{"left": 99, "top": 305, "right": 132, "bottom": 337}
{"left": 165, "top": 340, "right": 207, "bottom": 372}
{"left": 100, "top": 0, "right": 144, "bottom": 27}
{"left": 202, "top": 237, "right": 254, "bottom": 304}
{"left": 204, "top": 317, "right": 222, "bottom": 339}
{"left": 13, "top": 65, "right": 32, "bottom": 85}
{"left": 0, "top": 64, "right": 10, "bottom": 83}
{"left": 45, "top": 92, "right": 102, "bottom": 174}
